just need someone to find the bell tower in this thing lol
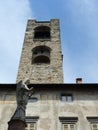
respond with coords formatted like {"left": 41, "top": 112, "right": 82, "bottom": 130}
{"left": 16, "top": 19, "right": 63, "bottom": 83}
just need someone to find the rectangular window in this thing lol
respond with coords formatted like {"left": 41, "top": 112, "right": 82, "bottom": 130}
{"left": 59, "top": 117, "right": 78, "bottom": 130}
{"left": 87, "top": 117, "right": 98, "bottom": 130}
{"left": 91, "top": 124, "right": 98, "bottom": 130}
{"left": 62, "top": 124, "right": 75, "bottom": 130}
{"left": 61, "top": 94, "right": 73, "bottom": 102}
{"left": 25, "top": 122, "right": 36, "bottom": 130}
{"left": 25, "top": 117, "right": 39, "bottom": 130}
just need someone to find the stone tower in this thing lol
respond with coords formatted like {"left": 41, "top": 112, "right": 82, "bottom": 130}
{"left": 17, "top": 19, "right": 63, "bottom": 83}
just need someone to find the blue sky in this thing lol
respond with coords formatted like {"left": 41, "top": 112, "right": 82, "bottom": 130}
{"left": 0, "top": 0, "right": 98, "bottom": 83}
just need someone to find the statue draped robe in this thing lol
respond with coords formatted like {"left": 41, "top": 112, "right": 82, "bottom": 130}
{"left": 11, "top": 81, "right": 33, "bottom": 121}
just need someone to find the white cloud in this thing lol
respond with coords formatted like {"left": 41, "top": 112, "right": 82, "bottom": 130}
{"left": 0, "top": 0, "right": 33, "bottom": 83}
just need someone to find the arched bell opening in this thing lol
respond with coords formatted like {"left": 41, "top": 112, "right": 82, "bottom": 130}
{"left": 34, "top": 26, "right": 50, "bottom": 39}
{"left": 32, "top": 46, "right": 51, "bottom": 64}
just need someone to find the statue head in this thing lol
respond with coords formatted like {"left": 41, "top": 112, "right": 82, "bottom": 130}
{"left": 23, "top": 78, "right": 30, "bottom": 85}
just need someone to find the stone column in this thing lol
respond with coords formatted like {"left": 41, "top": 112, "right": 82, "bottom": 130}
{"left": 8, "top": 119, "right": 26, "bottom": 130}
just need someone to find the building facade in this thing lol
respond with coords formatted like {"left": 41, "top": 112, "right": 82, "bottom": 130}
{"left": 0, "top": 19, "right": 98, "bottom": 130}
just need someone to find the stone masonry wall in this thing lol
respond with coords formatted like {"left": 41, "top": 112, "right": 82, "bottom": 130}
{"left": 16, "top": 19, "right": 63, "bottom": 83}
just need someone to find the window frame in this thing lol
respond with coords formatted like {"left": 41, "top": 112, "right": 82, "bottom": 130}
{"left": 91, "top": 123, "right": 98, "bottom": 130}
{"left": 60, "top": 93, "right": 73, "bottom": 102}
{"left": 62, "top": 123, "right": 76, "bottom": 130}
{"left": 25, "top": 117, "right": 39, "bottom": 130}
{"left": 87, "top": 117, "right": 98, "bottom": 130}
{"left": 59, "top": 117, "right": 78, "bottom": 130}
{"left": 25, "top": 122, "right": 36, "bottom": 130}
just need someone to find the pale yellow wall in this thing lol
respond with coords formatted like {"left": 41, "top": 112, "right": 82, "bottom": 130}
{"left": 0, "top": 90, "right": 98, "bottom": 130}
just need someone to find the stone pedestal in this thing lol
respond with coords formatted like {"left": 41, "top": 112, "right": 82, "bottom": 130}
{"left": 8, "top": 119, "right": 26, "bottom": 130}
